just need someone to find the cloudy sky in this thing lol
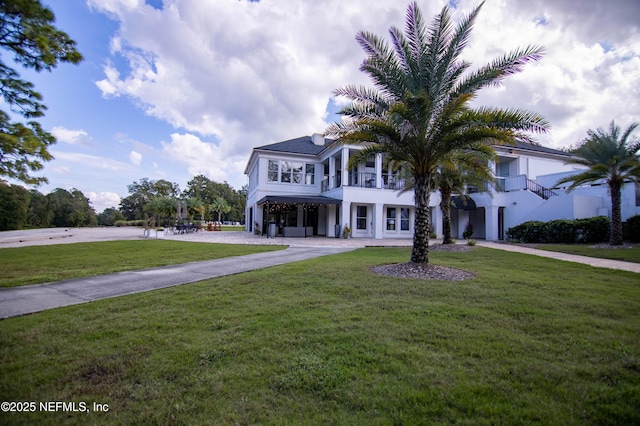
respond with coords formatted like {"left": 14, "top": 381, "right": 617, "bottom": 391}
{"left": 8, "top": 0, "right": 640, "bottom": 211}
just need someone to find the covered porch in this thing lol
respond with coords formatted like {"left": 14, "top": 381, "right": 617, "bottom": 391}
{"left": 257, "top": 195, "right": 341, "bottom": 238}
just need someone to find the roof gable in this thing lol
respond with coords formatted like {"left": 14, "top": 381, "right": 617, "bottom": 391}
{"left": 255, "top": 136, "right": 336, "bottom": 156}
{"left": 503, "top": 141, "right": 571, "bottom": 157}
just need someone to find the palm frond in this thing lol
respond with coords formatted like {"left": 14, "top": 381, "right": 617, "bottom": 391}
{"left": 454, "top": 45, "right": 545, "bottom": 95}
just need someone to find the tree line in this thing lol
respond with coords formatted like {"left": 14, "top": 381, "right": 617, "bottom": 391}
{"left": 0, "top": 175, "right": 246, "bottom": 231}
{"left": 114, "top": 175, "right": 246, "bottom": 227}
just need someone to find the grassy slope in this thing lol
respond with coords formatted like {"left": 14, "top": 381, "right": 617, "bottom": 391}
{"left": 0, "top": 240, "right": 284, "bottom": 288}
{"left": 0, "top": 247, "right": 638, "bottom": 425}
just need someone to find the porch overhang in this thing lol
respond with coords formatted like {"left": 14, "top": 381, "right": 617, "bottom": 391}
{"left": 257, "top": 195, "right": 341, "bottom": 206}
{"left": 444, "top": 195, "right": 477, "bottom": 210}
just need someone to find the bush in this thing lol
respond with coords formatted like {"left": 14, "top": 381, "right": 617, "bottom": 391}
{"left": 575, "top": 216, "right": 610, "bottom": 243}
{"left": 507, "top": 216, "right": 611, "bottom": 244}
{"left": 114, "top": 220, "right": 146, "bottom": 227}
{"left": 624, "top": 215, "right": 640, "bottom": 243}
{"left": 544, "top": 219, "right": 576, "bottom": 243}
{"left": 463, "top": 222, "right": 473, "bottom": 240}
{"left": 506, "top": 221, "right": 547, "bottom": 243}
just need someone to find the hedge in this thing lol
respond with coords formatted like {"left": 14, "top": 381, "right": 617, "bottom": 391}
{"left": 506, "top": 216, "right": 611, "bottom": 243}
{"left": 624, "top": 215, "right": 640, "bottom": 243}
{"left": 114, "top": 220, "right": 146, "bottom": 227}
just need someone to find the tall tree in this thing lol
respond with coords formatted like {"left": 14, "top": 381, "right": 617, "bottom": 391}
{"left": 183, "top": 176, "right": 246, "bottom": 222}
{"left": 27, "top": 188, "right": 50, "bottom": 227}
{"left": 120, "top": 178, "right": 180, "bottom": 220}
{"left": 210, "top": 196, "right": 231, "bottom": 223}
{"left": 0, "top": 182, "right": 30, "bottom": 230}
{"left": 96, "top": 207, "right": 125, "bottom": 226}
{"left": 186, "top": 197, "right": 205, "bottom": 221}
{"left": 556, "top": 120, "right": 640, "bottom": 245}
{"left": 327, "top": 1, "right": 548, "bottom": 263}
{"left": 144, "top": 196, "right": 177, "bottom": 226}
{"left": 46, "top": 187, "right": 95, "bottom": 227}
{"left": 0, "top": 0, "right": 82, "bottom": 184}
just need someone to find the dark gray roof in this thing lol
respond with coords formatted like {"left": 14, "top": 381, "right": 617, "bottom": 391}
{"left": 255, "top": 136, "right": 336, "bottom": 156}
{"left": 507, "top": 141, "right": 571, "bottom": 157}
{"left": 256, "top": 135, "right": 567, "bottom": 158}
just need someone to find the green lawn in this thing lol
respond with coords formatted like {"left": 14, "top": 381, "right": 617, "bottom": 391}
{"left": 0, "top": 246, "right": 638, "bottom": 425}
{"left": 0, "top": 240, "right": 283, "bottom": 288}
{"left": 529, "top": 243, "right": 640, "bottom": 263}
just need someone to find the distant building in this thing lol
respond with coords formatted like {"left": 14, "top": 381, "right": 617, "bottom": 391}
{"left": 244, "top": 134, "right": 640, "bottom": 240}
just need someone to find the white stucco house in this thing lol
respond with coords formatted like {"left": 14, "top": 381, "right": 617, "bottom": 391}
{"left": 244, "top": 134, "right": 640, "bottom": 241}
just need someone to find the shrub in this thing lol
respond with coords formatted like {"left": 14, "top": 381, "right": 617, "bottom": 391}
{"left": 463, "top": 222, "right": 474, "bottom": 239}
{"left": 545, "top": 219, "right": 577, "bottom": 244}
{"left": 506, "top": 221, "right": 547, "bottom": 243}
{"left": 114, "top": 220, "right": 146, "bottom": 227}
{"left": 575, "top": 216, "right": 610, "bottom": 243}
{"left": 507, "top": 216, "right": 611, "bottom": 244}
{"left": 624, "top": 215, "right": 640, "bottom": 243}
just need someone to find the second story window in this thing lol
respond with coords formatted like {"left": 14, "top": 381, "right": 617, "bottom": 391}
{"left": 268, "top": 159, "right": 316, "bottom": 185}
{"left": 268, "top": 160, "right": 279, "bottom": 182}
{"left": 281, "top": 161, "right": 292, "bottom": 183}
{"left": 305, "top": 164, "right": 315, "bottom": 185}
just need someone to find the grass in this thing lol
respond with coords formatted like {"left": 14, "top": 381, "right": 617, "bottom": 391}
{"left": 0, "top": 245, "right": 638, "bottom": 425}
{"left": 0, "top": 240, "right": 283, "bottom": 288}
{"left": 221, "top": 225, "right": 244, "bottom": 231}
{"left": 529, "top": 243, "right": 640, "bottom": 263}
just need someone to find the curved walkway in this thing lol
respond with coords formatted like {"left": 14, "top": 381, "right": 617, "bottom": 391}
{"left": 1, "top": 228, "right": 637, "bottom": 319}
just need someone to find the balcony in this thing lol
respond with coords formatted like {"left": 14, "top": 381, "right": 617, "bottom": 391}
{"left": 349, "top": 172, "right": 377, "bottom": 188}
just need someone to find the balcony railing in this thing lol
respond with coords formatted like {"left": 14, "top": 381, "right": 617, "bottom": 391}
{"left": 497, "top": 175, "right": 558, "bottom": 199}
{"left": 321, "top": 172, "right": 406, "bottom": 191}
{"left": 349, "top": 172, "right": 377, "bottom": 188}
{"left": 382, "top": 173, "right": 404, "bottom": 190}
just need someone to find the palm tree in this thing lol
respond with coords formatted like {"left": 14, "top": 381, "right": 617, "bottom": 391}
{"left": 144, "top": 196, "right": 176, "bottom": 226}
{"left": 556, "top": 120, "right": 640, "bottom": 245}
{"left": 437, "top": 145, "right": 496, "bottom": 244}
{"left": 327, "top": 1, "right": 548, "bottom": 263}
{"left": 186, "top": 197, "right": 205, "bottom": 222}
{"left": 210, "top": 196, "right": 231, "bottom": 223}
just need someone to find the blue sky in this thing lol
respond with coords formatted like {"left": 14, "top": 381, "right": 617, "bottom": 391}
{"left": 6, "top": 0, "right": 639, "bottom": 212}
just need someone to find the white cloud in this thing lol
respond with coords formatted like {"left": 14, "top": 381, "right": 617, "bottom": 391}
{"left": 86, "top": 191, "right": 122, "bottom": 212}
{"left": 160, "top": 133, "right": 247, "bottom": 188}
{"left": 89, "top": 0, "right": 639, "bottom": 171}
{"left": 51, "top": 126, "right": 93, "bottom": 145}
{"left": 51, "top": 165, "right": 71, "bottom": 175}
{"left": 129, "top": 150, "right": 142, "bottom": 165}
{"left": 51, "top": 151, "right": 131, "bottom": 172}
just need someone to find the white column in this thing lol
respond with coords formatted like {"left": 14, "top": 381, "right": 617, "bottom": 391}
{"left": 485, "top": 206, "right": 500, "bottom": 241}
{"left": 375, "top": 153, "right": 383, "bottom": 189}
{"left": 341, "top": 148, "right": 349, "bottom": 186}
{"left": 431, "top": 206, "right": 443, "bottom": 239}
{"left": 374, "top": 203, "right": 384, "bottom": 239}
{"left": 327, "top": 204, "right": 336, "bottom": 237}
{"left": 452, "top": 209, "right": 469, "bottom": 239}
{"left": 328, "top": 155, "right": 336, "bottom": 190}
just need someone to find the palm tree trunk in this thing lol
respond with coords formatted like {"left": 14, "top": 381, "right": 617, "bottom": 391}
{"left": 411, "top": 175, "right": 431, "bottom": 264}
{"left": 441, "top": 188, "right": 453, "bottom": 244}
{"left": 610, "top": 184, "right": 623, "bottom": 245}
